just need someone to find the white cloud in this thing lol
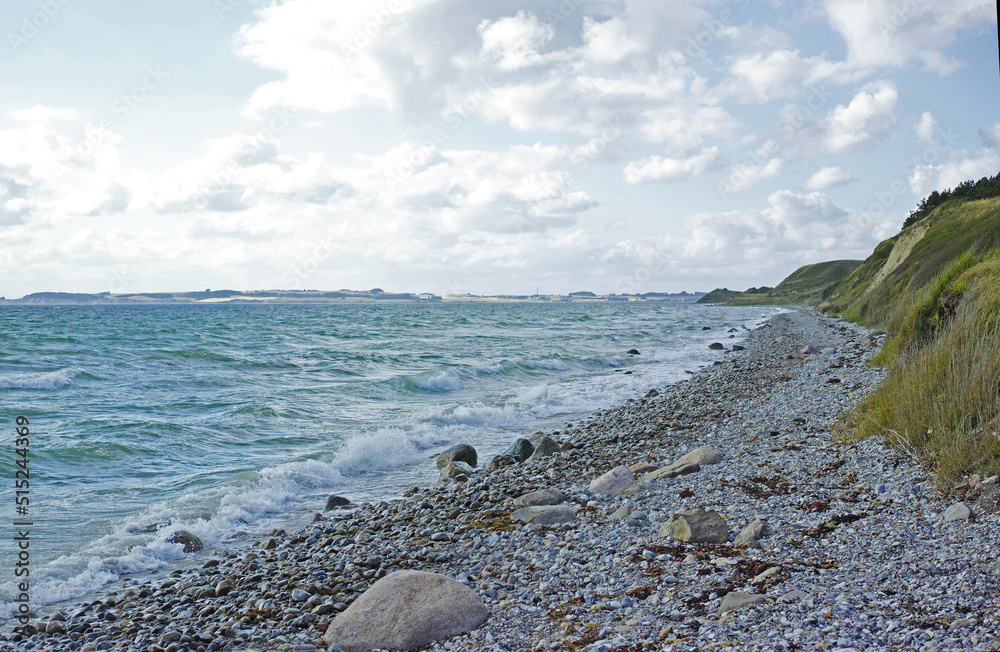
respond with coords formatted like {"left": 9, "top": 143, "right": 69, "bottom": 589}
{"left": 804, "top": 166, "right": 854, "bottom": 191}
{"left": 639, "top": 105, "right": 737, "bottom": 153}
{"left": 478, "top": 11, "right": 556, "bottom": 71}
{"left": 623, "top": 147, "right": 720, "bottom": 184}
{"left": 8, "top": 105, "right": 85, "bottom": 123}
{"left": 581, "top": 16, "right": 643, "bottom": 64}
{"left": 822, "top": 80, "right": 898, "bottom": 153}
{"left": 980, "top": 122, "right": 1000, "bottom": 148}
{"left": 823, "top": 0, "right": 995, "bottom": 74}
{"left": 714, "top": 49, "right": 849, "bottom": 103}
{"left": 908, "top": 149, "right": 1000, "bottom": 197}
{"left": 719, "top": 157, "right": 783, "bottom": 194}
{"left": 915, "top": 111, "right": 938, "bottom": 143}
{"left": 782, "top": 80, "right": 899, "bottom": 155}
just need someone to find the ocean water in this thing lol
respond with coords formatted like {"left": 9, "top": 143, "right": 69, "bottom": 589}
{"left": 0, "top": 300, "right": 780, "bottom": 619}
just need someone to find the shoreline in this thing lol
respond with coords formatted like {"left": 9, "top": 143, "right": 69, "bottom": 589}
{"left": 9, "top": 307, "right": 1000, "bottom": 651}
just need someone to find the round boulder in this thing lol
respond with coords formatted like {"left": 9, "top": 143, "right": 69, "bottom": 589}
{"left": 167, "top": 530, "right": 203, "bottom": 553}
{"left": 322, "top": 570, "right": 488, "bottom": 652}
{"left": 436, "top": 444, "right": 477, "bottom": 469}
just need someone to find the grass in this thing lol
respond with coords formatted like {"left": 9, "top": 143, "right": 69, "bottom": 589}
{"left": 827, "top": 200, "right": 1000, "bottom": 485}
{"left": 844, "top": 273, "right": 1000, "bottom": 485}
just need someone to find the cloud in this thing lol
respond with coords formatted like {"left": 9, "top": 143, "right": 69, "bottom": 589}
{"left": 623, "top": 147, "right": 720, "bottom": 184}
{"left": 915, "top": 111, "right": 938, "bottom": 143}
{"left": 803, "top": 166, "right": 854, "bottom": 190}
{"left": 718, "top": 157, "right": 783, "bottom": 194}
{"left": 8, "top": 105, "right": 85, "bottom": 123}
{"left": 980, "top": 122, "right": 1000, "bottom": 148}
{"left": 714, "top": 49, "right": 850, "bottom": 103}
{"left": 908, "top": 149, "right": 1000, "bottom": 197}
{"left": 823, "top": 0, "right": 995, "bottom": 74}
{"left": 782, "top": 81, "right": 898, "bottom": 155}
{"left": 478, "top": 11, "right": 556, "bottom": 70}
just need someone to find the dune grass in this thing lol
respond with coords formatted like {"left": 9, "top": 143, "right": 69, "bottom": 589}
{"left": 840, "top": 251, "right": 1000, "bottom": 485}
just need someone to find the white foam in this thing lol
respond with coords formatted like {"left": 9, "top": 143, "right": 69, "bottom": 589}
{"left": 524, "top": 359, "right": 570, "bottom": 371}
{"left": 0, "top": 367, "right": 82, "bottom": 390}
{"left": 410, "top": 370, "right": 463, "bottom": 392}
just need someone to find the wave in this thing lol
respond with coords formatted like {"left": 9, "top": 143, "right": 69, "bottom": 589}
{"left": 401, "top": 369, "right": 463, "bottom": 392}
{"left": 0, "top": 367, "right": 84, "bottom": 390}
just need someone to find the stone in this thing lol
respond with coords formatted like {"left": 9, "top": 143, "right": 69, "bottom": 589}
{"left": 778, "top": 590, "right": 809, "bottom": 603}
{"left": 436, "top": 444, "right": 477, "bottom": 469}
{"left": 486, "top": 454, "right": 516, "bottom": 470}
{"left": 292, "top": 588, "right": 312, "bottom": 602}
{"left": 640, "top": 462, "right": 700, "bottom": 482}
{"left": 645, "top": 388, "right": 659, "bottom": 398}
{"left": 942, "top": 502, "right": 973, "bottom": 522}
{"left": 527, "top": 436, "right": 560, "bottom": 462}
{"left": 510, "top": 505, "right": 577, "bottom": 526}
{"left": 215, "top": 579, "right": 235, "bottom": 597}
{"left": 659, "top": 509, "right": 728, "bottom": 544}
{"left": 325, "top": 495, "right": 352, "bottom": 510}
{"left": 719, "top": 592, "right": 766, "bottom": 615}
{"left": 708, "top": 342, "right": 725, "bottom": 350}
{"left": 503, "top": 438, "right": 535, "bottom": 463}
{"left": 167, "top": 530, "right": 203, "bottom": 553}
{"left": 627, "top": 349, "right": 640, "bottom": 355}
{"left": 673, "top": 445, "right": 723, "bottom": 466}
{"left": 45, "top": 620, "right": 67, "bottom": 634}
{"left": 512, "top": 488, "right": 564, "bottom": 508}
{"left": 628, "top": 462, "right": 659, "bottom": 475}
{"left": 589, "top": 465, "right": 639, "bottom": 497}
{"left": 801, "top": 345, "right": 820, "bottom": 354}
{"left": 731, "top": 345, "right": 745, "bottom": 351}
{"left": 609, "top": 505, "right": 630, "bottom": 521}
{"left": 732, "top": 519, "right": 771, "bottom": 548}
{"left": 322, "top": 570, "right": 488, "bottom": 652}
{"left": 439, "top": 461, "right": 474, "bottom": 481}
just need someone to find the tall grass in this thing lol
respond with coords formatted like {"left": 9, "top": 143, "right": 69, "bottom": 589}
{"left": 847, "top": 267, "right": 1000, "bottom": 485}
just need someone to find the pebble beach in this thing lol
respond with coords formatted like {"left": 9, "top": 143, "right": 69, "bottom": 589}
{"left": 9, "top": 307, "right": 1000, "bottom": 652}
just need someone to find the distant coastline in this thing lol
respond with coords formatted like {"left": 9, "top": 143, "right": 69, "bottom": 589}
{"left": 0, "top": 289, "right": 706, "bottom": 305}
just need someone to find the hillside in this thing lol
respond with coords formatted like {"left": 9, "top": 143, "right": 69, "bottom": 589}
{"left": 723, "top": 259, "right": 863, "bottom": 306}
{"left": 820, "top": 194, "right": 1000, "bottom": 484}
{"left": 696, "top": 287, "right": 740, "bottom": 303}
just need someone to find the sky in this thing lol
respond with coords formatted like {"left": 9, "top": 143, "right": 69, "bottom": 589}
{"left": 0, "top": 0, "right": 998, "bottom": 297}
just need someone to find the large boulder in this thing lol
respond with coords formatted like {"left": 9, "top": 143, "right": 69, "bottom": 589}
{"left": 436, "top": 444, "right": 477, "bottom": 469}
{"left": 589, "top": 465, "right": 639, "bottom": 497}
{"left": 512, "top": 488, "right": 564, "bottom": 508}
{"left": 503, "top": 438, "right": 535, "bottom": 463}
{"left": 658, "top": 509, "right": 728, "bottom": 544}
{"left": 527, "top": 436, "right": 560, "bottom": 462}
{"left": 325, "top": 495, "right": 352, "bottom": 510}
{"left": 167, "top": 530, "right": 203, "bottom": 553}
{"left": 510, "top": 505, "right": 577, "bottom": 526}
{"left": 673, "top": 445, "right": 723, "bottom": 467}
{"left": 732, "top": 518, "right": 771, "bottom": 548}
{"left": 322, "top": 570, "right": 488, "bottom": 652}
{"left": 439, "top": 461, "right": 474, "bottom": 482}
{"left": 640, "top": 461, "right": 700, "bottom": 482}
{"left": 719, "top": 592, "right": 765, "bottom": 615}
{"left": 486, "top": 454, "right": 516, "bottom": 470}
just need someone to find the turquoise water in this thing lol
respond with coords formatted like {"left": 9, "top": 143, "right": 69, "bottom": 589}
{"left": 0, "top": 301, "right": 778, "bottom": 617}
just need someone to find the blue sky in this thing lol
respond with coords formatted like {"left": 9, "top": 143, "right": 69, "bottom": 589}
{"left": 1, "top": 0, "right": 997, "bottom": 297}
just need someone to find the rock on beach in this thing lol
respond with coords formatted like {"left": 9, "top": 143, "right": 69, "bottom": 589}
{"left": 659, "top": 508, "right": 728, "bottom": 544}
{"left": 323, "top": 570, "right": 488, "bottom": 652}
{"left": 589, "top": 465, "right": 639, "bottom": 496}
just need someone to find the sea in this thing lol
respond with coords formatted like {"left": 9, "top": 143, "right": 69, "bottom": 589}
{"left": 0, "top": 300, "right": 782, "bottom": 622}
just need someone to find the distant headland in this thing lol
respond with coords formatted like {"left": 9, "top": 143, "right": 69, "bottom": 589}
{"left": 0, "top": 289, "right": 707, "bottom": 305}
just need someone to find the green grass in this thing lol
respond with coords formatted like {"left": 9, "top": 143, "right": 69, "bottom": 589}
{"left": 844, "top": 268, "right": 1000, "bottom": 485}
{"left": 823, "top": 197, "right": 1000, "bottom": 485}
{"left": 724, "top": 260, "right": 863, "bottom": 306}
